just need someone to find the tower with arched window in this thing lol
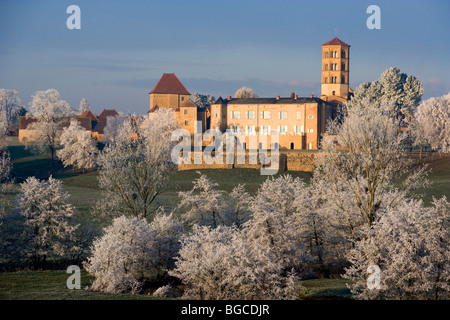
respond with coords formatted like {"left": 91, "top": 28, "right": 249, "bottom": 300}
{"left": 320, "top": 37, "right": 350, "bottom": 102}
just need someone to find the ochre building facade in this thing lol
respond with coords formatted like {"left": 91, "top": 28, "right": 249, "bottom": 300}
{"left": 148, "top": 37, "right": 351, "bottom": 150}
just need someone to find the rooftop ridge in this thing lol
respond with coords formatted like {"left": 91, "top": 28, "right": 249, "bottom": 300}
{"left": 149, "top": 73, "right": 191, "bottom": 95}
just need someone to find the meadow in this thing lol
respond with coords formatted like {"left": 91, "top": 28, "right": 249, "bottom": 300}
{"left": 1, "top": 137, "right": 448, "bottom": 300}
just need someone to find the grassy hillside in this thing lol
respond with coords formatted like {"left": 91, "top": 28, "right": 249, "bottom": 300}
{"left": 1, "top": 137, "right": 448, "bottom": 300}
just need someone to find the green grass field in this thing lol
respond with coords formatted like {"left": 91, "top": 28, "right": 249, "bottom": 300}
{"left": 0, "top": 269, "right": 351, "bottom": 300}
{"left": 1, "top": 137, "right": 448, "bottom": 300}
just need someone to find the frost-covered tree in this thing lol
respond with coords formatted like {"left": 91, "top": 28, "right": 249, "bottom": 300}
{"left": 350, "top": 67, "right": 424, "bottom": 119}
{"left": 0, "top": 117, "right": 7, "bottom": 143}
{"left": 84, "top": 215, "right": 157, "bottom": 294}
{"left": 0, "top": 149, "right": 13, "bottom": 217}
{"left": 291, "top": 182, "right": 348, "bottom": 277}
{"left": 170, "top": 225, "right": 299, "bottom": 300}
{"left": 25, "top": 89, "right": 73, "bottom": 163}
{"left": 102, "top": 114, "right": 133, "bottom": 144}
{"left": 243, "top": 175, "right": 310, "bottom": 272}
{"left": 415, "top": 92, "right": 450, "bottom": 153}
{"left": 234, "top": 86, "right": 258, "bottom": 99}
{"left": 152, "top": 284, "right": 176, "bottom": 298}
{"left": 178, "top": 173, "right": 225, "bottom": 228}
{"left": 178, "top": 174, "right": 252, "bottom": 228}
{"left": 78, "top": 98, "right": 90, "bottom": 114}
{"left": 315, "top": 98, "right": 429, "bottom": 242}
{"left": 97, "top": 108, "right": 178, "bottom": 219}
{"left": 191, "top": 93, "right": 216, "bottom": 108}
{"left": 148, "top": 212, "right": 185, "bottom": 278}
{"left": 224, "top": 184, "right": 252, "bottom": 227}
{"left": 0, "top": 89, "right": 21, "bottom": 134}
{"left": 16, "top": 176, "right": 78, "bottom": 267}
{"left": 57, "top": 119, "right": 98, "bottom": 172}
{"left": 0, "top": 150, "right": 11, "bottom": 183}
{"left": 344, "top": 197, "right": 449, "bottom": 300}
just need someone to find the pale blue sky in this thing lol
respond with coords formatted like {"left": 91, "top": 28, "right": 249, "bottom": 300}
{"left": 0, "top": 0, "right": 449, "bottom": 115}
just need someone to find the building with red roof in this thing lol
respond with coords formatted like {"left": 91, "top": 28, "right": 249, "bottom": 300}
{"left": 148, "top": 73, "right": 209, "bottom": 134}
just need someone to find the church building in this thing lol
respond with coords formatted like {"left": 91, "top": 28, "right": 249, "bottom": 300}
{"left": 147, "top": 37, "right": 352, "bottom": 150}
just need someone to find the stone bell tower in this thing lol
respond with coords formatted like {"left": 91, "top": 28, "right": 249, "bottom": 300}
{"left": 320, "top": 37, "right": 350, "bottom": 102}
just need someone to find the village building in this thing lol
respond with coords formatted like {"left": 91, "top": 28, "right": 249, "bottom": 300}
{"left": 207, "top": 37, "right": 351, "bottom": 150}
{"left": 18, "top": 37, "right": 351, "bottom": 151}
{"left": 18, "top": 108, "right": 120, "bottom": 142}
{"left": 148, "top": 73, "right": 209, "bottom": 135}
{"left": 209, "top": 95, "right": 332, "bottom": 150}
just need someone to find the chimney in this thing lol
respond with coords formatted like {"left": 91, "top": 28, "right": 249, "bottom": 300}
{"left": 310, "top": 94, "right": 314, "bottom": 98}
{"left": 294, "top": 95, "right": 298, "bottom": 100}
{"left": 227, "top": 96, "right": 232, "bottom": 100}
{"left": 276, "top": 96, "right": 280, "bottom": 100}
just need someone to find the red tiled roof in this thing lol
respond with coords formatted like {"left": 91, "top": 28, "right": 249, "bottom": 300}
{"left": 148, "top": 105, "right": 160, "bottom": 113}
{"left": 75, "top": 117, "right": 93, "bottom": 131}
{"left": 321, "top": 37, "right": 350, "bottom": 47}
{"left": 180, "top": 100, "right": 198, "bottom": 108}
{"left": 77, "top": 110, "right": 97, "bottom": 121}
{"left": 149, "top": 73, "right": 191, "bottom": 95}
{"left": 98, "top": 109, "right": 119, "bottom": 122}
{"left": 19, "top": 116, "right": 38, "bottom": 130}
{"left": 20, "top": 116, "right": 93, "bottom": 131}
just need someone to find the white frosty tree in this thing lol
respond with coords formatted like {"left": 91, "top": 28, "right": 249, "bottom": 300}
{"left": 315, "top": 98, "right": 429, "bottom": 242}
{"left": 97, "top": 108, "right": 178, "bottom": 219}
{"left": 0, "top": 89, "right": 21, "bottom": 135}
{"left": 57, "top": 119, "right": 98, "bottom": 172}
{"left": 0, "top": 150, "right": 11, "bottom": 183}
{"left": 148, "top": 212, "right": 185, "bottom": 278}
{"left": 25, "top": 89, "right": 73, "bottom": 163}
{"left": 170, "top": 225, "right": 299, "bottom": 300}
{"left": 243, "top": 175, "right": 310, "bottom": 272}
{"left": 415, "top": 92, "right": 450, "bottom": 153}
{"left": 178, "top": 172, "right": 225, "bottom": 228}
{"left": 234, "top": 86, "right": 258, "bottom": 99}
{"left": 224, "top": 184, "right": 252, "bottom": 227}
{"left": 16, "top": 176, "right": 78, "bottom": 267}
{"left": 0, "top": 149, "right": 13, "bottom": 217}
{"left": 84, "top": 215, "right": 157, "bottom": 294}
{"left": 78, "top": 98, "right": 90, "bottom": 114}
{"left": 344, "top": 197, "right": 449, "bottom": 300}
{"left": 350, "top": 67, "right": 424, "bottom": 119}
{"left": 291, "top": 181, "right": 347, "bottom": 277}
{"left": 178, "top": 174, "right": 252, "bottom": 228}
{"left": 102, "top": 114, "right": 132, "bottom": 144}
{"left": 191, "top": 93, "right": 216, "bottom": 108}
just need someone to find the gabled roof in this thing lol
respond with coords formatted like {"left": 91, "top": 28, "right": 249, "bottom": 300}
{"left": 321, "top": 37, "right": 350, "bottom": 47}
{"left": 149, "top": 73, "right": 191, "bottom": 95}
{"left": 180, "top": 100, "right": 198, "bottom": 108}
{"left": 77, "top": 110, "right": 97, "bottom": 121}
{"left": 98, "top": 109, "right": 119, "bottom": 122}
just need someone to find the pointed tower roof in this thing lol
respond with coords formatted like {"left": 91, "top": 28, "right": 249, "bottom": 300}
{"left": 321, "top": 37, "right": 350, "bottom": 47}
{"left": 149, "top": 73, "right": 191, "bottom": 95}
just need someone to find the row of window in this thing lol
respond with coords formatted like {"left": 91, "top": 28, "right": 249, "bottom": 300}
{"left": 324, "top": 63, "right": 346, "bottom": 71}
{"left": 323, "top": 76, "right": 346, "bottom": 84}
{"left": 324, "top": 50, "right": 346, "bottom": 58}
{"left": 229, "top": 125, "right": 314, "bottom": 135}
{"left": 241, "top": 142, "right": 314, "bottom": 150}
{"left": 230, "top": 111, "right": 314, "bottom": 120}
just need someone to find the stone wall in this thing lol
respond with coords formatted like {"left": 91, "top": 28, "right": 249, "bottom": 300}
{"left": 177, "top": 151, "right": 318, "bottom": 172}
